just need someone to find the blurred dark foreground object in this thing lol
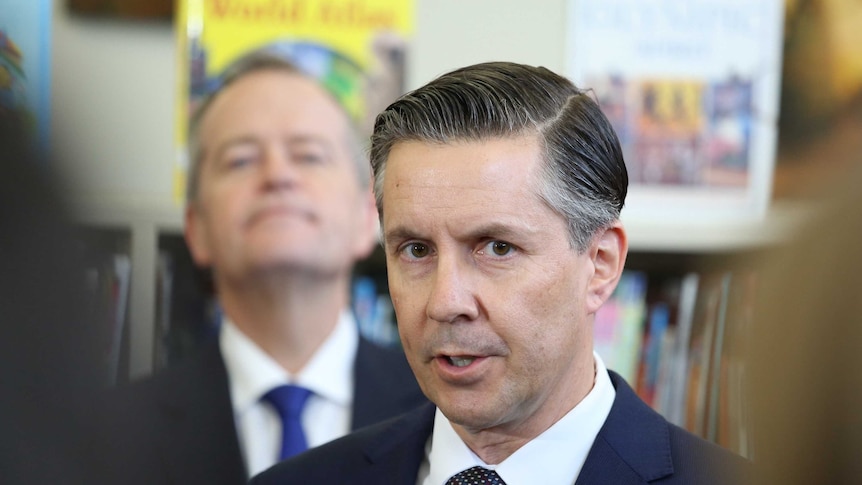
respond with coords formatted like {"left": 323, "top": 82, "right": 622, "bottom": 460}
{"left": 0, "top": 117, "right": 106, "bottom": 483}
{"left": 747, "top": 163, "right": 862, "bottom": 484}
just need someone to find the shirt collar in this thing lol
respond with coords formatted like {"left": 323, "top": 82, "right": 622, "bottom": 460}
{"left": 220, "top": 311, "right": 359, "bottom": 414}
{"left": 425, "top": 352, "right": 616, "bottom": 485}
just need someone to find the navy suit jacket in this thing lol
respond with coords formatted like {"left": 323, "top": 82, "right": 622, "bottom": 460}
{"left": 251, "top": 371, "right": 749, "bottom": 485}
{"left": 94, "top": 336, "right": 427, "bottom": 485}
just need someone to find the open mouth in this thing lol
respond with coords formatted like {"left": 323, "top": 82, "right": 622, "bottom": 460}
{"left": 446, "top": 356, "right": 477, "bottom": 368}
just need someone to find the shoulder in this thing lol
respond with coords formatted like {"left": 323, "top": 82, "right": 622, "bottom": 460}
{"left": 92, "top": 341, "right": 243, "bottom": 484}
{"left": 598, "top": 370, "right": 750, "bottom": 484}
{"left": 252, "top": 403, "right": 436, "bottom": 485}
{"left": 668, "top": 423, "right": 750, "bottom": 478}
{"left": 102, "top": 340, "right": 228, "bottom": 421}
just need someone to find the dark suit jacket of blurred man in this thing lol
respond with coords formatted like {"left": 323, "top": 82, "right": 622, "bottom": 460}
{"left": 96, "top": 336, "right": 426, "bottom": 485}
{"left": 251, "top": 371, "right": 749, "bottom": 485}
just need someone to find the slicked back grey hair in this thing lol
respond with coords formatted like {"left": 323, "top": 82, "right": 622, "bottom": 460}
{"left": 370, "top": 61, "right": 628, "bottom": 252}
{"left": 186, "top": 49, "right": 369, "bottom": 204}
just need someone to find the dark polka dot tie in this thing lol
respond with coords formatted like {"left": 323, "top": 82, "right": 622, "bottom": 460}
{"left": 445, "top": 466, "right": 507, "bottom": 485}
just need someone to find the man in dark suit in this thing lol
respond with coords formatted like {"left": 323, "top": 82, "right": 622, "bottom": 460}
{"left": 97, "top": 51, "right": 425, "bottom": 484}
{"left": 252, "top": 62, "right": 749, "bottom": 484}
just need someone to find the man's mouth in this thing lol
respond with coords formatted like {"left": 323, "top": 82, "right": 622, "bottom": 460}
{"left": 446, "top": 356, "right": 477, "bottom": 367}
{"left": 249, "top": 205, "right": 313, "bottom": 226}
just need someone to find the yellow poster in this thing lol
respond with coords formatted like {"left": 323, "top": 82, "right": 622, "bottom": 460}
{"left": 173, "top": 0, "right": 414, "bottom": 203}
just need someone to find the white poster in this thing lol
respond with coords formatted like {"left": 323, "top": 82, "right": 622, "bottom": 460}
{"left": 566, "top": 0, "right": 784, "bottom": 227}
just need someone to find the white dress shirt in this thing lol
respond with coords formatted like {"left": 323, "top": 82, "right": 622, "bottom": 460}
{"left": 418, "top": 352, "right": 616, "bottom": 485}
{"left": 219, "top": 311, "right": 359, "bottom": 478}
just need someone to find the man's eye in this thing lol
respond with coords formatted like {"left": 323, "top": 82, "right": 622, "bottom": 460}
{"left": 292, "top": 150, "right": 326, "bottom": 164}
{"left": 484, "top": 241, "right": 514, "bottom": 257}
{"left": 402, "top": 243, "right": 429, "bottom": 259}
{"left": 227, "top": 156, "right": 255, "bottom": 169}
{"left": 220, "top": 148, "right": 260, "bottom": 170}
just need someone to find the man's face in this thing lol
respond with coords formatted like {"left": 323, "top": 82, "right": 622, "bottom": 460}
{"left": 383, "top": 136, "right": 613, "bottom": 437}
{"left": 185, "top": 70, "right": 376, "bottom": 282}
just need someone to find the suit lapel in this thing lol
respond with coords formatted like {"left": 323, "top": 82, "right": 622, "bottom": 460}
{"left": 575, "top": 371, "right": 674, "bottom": 485}
{"left": 356, "top": 403, "right": 436, "bottom": 483}
{"left": 156, "top": 341, "right": 247, "bottom": 485}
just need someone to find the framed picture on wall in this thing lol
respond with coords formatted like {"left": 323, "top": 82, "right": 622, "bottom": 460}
{"left": 67, "top": 0, "right": 174, "bottom": 19}
{"left": 566, "top": 0, "right": 785, "bottom": 241}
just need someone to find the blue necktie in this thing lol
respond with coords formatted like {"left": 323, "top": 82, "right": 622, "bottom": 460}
{"left": 446, "top": 466, "right": 507, "bottom": 485}
{"left": 261, "top": 384, "right": 313, "bottom": 460}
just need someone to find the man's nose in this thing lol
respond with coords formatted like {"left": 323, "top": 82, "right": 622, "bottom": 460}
{"left": 425, "top": 255, "right": 480, "bottom": 324}
{"left": 261, "top": 147, "right": 299, "bottom": 188}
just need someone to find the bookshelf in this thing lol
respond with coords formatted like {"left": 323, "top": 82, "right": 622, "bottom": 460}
{"left": 72, "top": 225, "right": 133, "bottom": 385}
{"left": 72, "top": 205, "right": 182, "bottom": 380}
{"left": 607, "top": 251, "right": 767, "bottom": 458}
{"left": 70, "top": 199, "right": 799, "bottom": 381}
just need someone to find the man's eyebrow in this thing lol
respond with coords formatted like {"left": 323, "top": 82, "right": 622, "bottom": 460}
{"left": 383, "top": 222, "right": 536, "bottom": 248}
{"left": 210, "top": 134, "right": 335, "bottom": 161}
{"left": 286, "top": 134, "right": 332, "bottom": 147}
{"left": 383, "top": 226, "right": 421, "bottom": 248}
{"left": 460, "top": 222, "right": 536, "bottom": 241}
{"left": 212, "top": 135, "right": 259, "bottom": 161}
{"left": 286, "top": 135, "right": 338, "bottom": 159}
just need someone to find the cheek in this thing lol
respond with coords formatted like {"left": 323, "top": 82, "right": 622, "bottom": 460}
{"left": 389, "top": 271, "right": 433, "bottom": 336}
{"left": 500, "top": 266, "right": 585, "bottom": 351}
{"left": 205, "top": 184, "right": 245, "bottom": 222}
{"left": 388, "top": 274, "right": 413, "bottom": 322}
{"left": 390, "top": 291, "right": 426, "bottom": 327}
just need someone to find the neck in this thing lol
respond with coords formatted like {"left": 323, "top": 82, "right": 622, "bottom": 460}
{"left": 216, "top": 270, "right": 350, "bottom": 374}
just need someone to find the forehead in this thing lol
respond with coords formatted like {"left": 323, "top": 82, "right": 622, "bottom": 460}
{"left": 385, "top": 135, "right": 543, "bottom": 190}
{"left": 199, "top": 69, "right": 350, "bottom": 147}
{"left": 382, "top": 136, "right": 557, "bottom": 233}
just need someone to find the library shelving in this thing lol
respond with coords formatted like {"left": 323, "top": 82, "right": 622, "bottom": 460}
{"left": 72, "top": 200, "right": 802, "bottom": 385}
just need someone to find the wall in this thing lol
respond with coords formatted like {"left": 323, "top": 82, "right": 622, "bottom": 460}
{"left": 50, "top": 0, "right": 567, "bottom": 215}
{"left": 51, "top": 0, "right": 176, "bottom": 214}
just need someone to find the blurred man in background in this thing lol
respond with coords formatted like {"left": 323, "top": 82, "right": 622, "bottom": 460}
{"left": 98, "top": 50, "right": 425, "bottom": 484}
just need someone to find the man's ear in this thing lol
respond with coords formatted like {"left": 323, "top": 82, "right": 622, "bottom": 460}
{"left": 184, "top": 203, "right": 212, "bottom": 268}
{"left": 585, "top": 221, "right": 628, "bottom": 314}
{"left": 353, "top": 187, "right": 381, "bottom": 260}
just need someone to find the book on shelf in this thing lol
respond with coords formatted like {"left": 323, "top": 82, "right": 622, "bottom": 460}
{"left": 684, "top": 272, "right": 731, "bottom": 438}
{"left": 635, "top": 276, "right": 685, "bottom": 412}
{"left": 83, "top": 252, "right": 132, "bottom": 385}
{"left": 713, "top": 270, "right": 756, "bottom": 457}
{"left": 635, "top": 300, "right": 667, "bottom": 408}
{"left": 594, "top": 270, "right": 649, "bottom": 384}
{"left": 154, "top": 251, "right": 174, "bottom": 369}
{"left": 654, "top": 272, "right": 700, "bottom": 428}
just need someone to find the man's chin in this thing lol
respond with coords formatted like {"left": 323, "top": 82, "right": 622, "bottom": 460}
{"left": 435, "top": 393, "right": 508, "bottom": 433}
{"left": 245, "top": 254, "right": 347, "bottom": 279}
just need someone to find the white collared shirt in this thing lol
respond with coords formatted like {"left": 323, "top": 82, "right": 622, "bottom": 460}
{"left": 219, "top": 311, "right": 359, "bottom": 478}
{"left": 418, "top": 352, "right": 616, "bottom": 485}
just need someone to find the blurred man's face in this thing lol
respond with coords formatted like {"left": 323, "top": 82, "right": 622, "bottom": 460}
{"left": 382, "top": 135, "right": 602, "bottom": 440}
{"left": 185, "top": 70, "right": 376, "bottom": 284}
